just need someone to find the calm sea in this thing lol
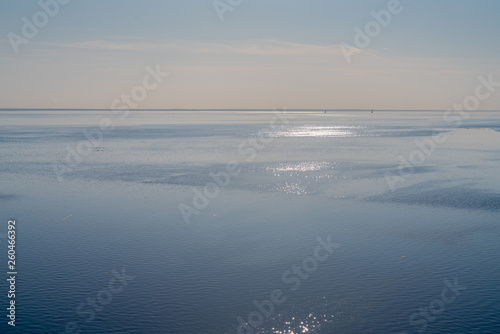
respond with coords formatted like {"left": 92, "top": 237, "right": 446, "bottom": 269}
{"left": 0, "top": 109, "right": 499, "bottom": 333}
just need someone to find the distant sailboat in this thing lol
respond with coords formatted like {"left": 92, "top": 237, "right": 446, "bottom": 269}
{"left": 371, "top": 109, "right": 373, "bottom": 114}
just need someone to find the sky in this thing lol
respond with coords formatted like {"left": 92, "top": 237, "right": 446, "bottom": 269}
{"left": 0, "top": 0, "right": 499, "bottom": 110}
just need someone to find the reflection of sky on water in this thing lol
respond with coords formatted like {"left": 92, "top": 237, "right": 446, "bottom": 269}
{"left": 266, "top": 162, "right": 334, "bottom": 172}
{"left": 263, "top": 312, "right": 330, "bottom": 333}
{"left": 260, "top": 162, "right": 338, "bottom": 195}
{"left": 272, "top": 182, "right": 310, "bottom": 195}
{"left": 269, "top": 126, "right": 361, "bottom": 138}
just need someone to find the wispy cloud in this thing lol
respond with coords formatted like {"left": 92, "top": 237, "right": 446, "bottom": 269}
{"left": 42, "top": 37, "right": 346, "bottom": 57}
{"left": 42, "top": 39, "right": 160, "bottom": 51}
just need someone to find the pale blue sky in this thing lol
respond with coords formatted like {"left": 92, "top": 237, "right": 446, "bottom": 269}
{"left": 1, "top": 0, "right": 499, "bottom": 109}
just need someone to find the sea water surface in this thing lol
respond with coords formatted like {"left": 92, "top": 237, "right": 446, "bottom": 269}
{"left": 0, "top": 109, "right": 499, "bottom": 333}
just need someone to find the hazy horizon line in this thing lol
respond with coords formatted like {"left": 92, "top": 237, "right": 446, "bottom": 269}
{"left": 1, "top": 108, "right": 500, "bottom": 112}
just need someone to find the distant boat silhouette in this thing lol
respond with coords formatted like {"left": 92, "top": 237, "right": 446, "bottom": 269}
{"left": 371, "top": 109, "right": 373, "bottom": 113}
